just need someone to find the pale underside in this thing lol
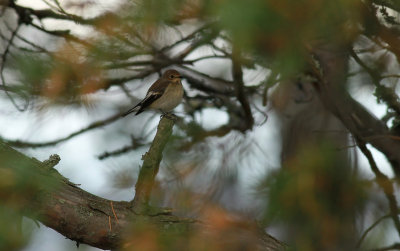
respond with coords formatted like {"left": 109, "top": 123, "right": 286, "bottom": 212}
{"left": 148, "top": 82, "right": 183, "bottom": 112}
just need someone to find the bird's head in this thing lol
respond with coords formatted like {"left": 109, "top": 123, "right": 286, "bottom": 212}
{"left": 163, "top": 69, "right": 182, "bottom": 83}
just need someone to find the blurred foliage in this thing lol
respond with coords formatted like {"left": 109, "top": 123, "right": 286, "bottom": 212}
{"left": 12, "top": 44, "right": 106, "bottom": 107}
{"left": 260, "top": 141, "right": 367, "bottom": 250}
{"left": 0, "top": 206, "right": 28, "bottom": 251}
{"left": 122, "top": 205, "right": 268, "bottom": 251}
{"left": 0, "top": 143, "right": 59, "bottom": 250}
{"left": 0, "top": 165, "right": 27, "bottom": 250}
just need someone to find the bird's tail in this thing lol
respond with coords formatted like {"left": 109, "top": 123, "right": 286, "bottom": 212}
{"left": 134, "top": 107, "right": 145, "bottom": 115}
{"left": 122, "top": 103, "right": 140, "bottom": 117}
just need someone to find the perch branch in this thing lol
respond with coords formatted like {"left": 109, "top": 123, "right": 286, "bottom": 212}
{"left": 131, "top": 116, "right": 175, "bottom": 209}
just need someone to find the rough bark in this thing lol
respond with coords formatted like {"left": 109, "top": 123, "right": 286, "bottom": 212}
{"left": 0, "top": 140, "right": 193, "bottom": 250}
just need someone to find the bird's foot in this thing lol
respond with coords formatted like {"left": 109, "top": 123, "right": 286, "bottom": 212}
{"left": 161, "top": 112, "right": 179, "bottom": 121}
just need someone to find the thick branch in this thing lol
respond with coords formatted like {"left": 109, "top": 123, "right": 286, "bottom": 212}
{"left": 0, "top": 141, "right": 191, "bottom": 250}
{"left": 310, "top": 44, "right": 400, "bottom": 177}
{"left": 179, "top": 66, "right": 235, "bottom": 95}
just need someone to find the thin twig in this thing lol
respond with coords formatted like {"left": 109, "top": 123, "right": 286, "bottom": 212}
{"left": 356, "top": 214, "right": 390, "bottom": 248}
{"left": 160, "top": 23, "right": 215, "bottom": 53}
{"left": 3, "top": 21, "right": 49, "bottom": 55}
{"left": 30, "top": 22, "right": 91, "bottom": 47}
{"left": 350, "top": 50, "right": 400, "bottom": 115}
{"left": 184, "top": 55, "right": 228, "bottom": 64}
{"left": 356, "top": 138, "right": 400, "bottom": 239}
{"left": 98, "top": 139, "right": 146, "bottom": 160}
{"left": 2, "top": 111, "right": 124, "bottom": 148}
{"left": 382, "top": 74, "right": 400, "bottom": 79}
{"left": 0, "top": 22, "right": 28, "bottom": 111}
{"left": 104, "top": 60, "right": 154, "bottom": 69}
{"left": 105, "top": 70, "right": 157, "bottom": 90}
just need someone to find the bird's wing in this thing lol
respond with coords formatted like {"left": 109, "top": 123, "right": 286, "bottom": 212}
{"left": 122, "top": 78, "right": 168, "bottom": 116}
{"left": 148, "top": 77, "right": 169, "bottom": 94}
{"left": 138, "top": 78, "right": 169, "bottom": 108}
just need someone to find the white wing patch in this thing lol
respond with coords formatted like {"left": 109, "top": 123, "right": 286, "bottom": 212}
{"left": 145, "top": 91, "right": 161, "bottom": 98}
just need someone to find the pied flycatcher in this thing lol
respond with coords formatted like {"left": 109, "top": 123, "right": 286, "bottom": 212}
{"left": 122, "top": 69, "right": 184, "bottom": 116}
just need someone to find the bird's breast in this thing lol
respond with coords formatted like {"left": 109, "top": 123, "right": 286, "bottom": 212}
{"left": 149, "top": 82, "right": 183, "bottom": 112}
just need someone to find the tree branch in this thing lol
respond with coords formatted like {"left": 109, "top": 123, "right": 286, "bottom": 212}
{"left": 2, "top": 112, "right": 123, "bottom": 148}
{"left": 357, "top": 214, "right": 391, "bottom": 248}
{"left": 309, "top": 44, "right": 400, "bottom": 177}
{"left": 98, "top": 137, "right": 146, "bottom": 160}
{"left": 350, "top": 49, "right": 400, "bottom": 116}
{"left": 132, "top": 116, "right": 175, "bottom": 209}
{"left": 0, "top": 22, "right": 28, "bottom": 112}
{"left": 0, "top": 140, "right": 195, "bottom": 250}
{"left": 232, "top": 45, "right": 254, "bottom": 131}
{"left": 356, "top": 139, "right": 400, "bottom": 239}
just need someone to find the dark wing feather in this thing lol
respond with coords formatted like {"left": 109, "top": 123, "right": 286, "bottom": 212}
{"left": 134, "top": 92, "right": 161, "bottom": 115}
{"left": 122, "top": 78, "right": 169, "bottom": 116}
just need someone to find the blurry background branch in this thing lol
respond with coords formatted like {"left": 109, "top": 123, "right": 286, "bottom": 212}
{"left": 1, "top": 111, "right": 124, "bottom": 148}
{"left": 97, "top": 136, "right": 146, "bottom": 160}
{"left": 310, "top": 44, "right": 400, "bottom": 177}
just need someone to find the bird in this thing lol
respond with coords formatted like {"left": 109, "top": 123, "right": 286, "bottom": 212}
{"left": 122, "top": 69, "right": 184, "bottom": 117}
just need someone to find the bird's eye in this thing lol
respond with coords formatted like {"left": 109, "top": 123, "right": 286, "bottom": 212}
{"left": 170, "top": 75, "right": 174, "bottom": 79}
